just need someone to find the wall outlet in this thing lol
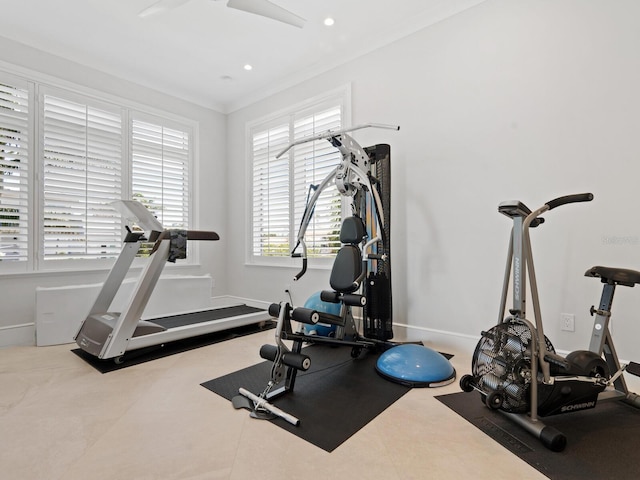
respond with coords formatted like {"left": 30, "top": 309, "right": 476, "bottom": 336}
{"left": 561, "top": 313, "right": 575, "bottom": 332}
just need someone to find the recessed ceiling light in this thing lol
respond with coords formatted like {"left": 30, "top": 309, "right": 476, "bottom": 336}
{"left": 244, "top": 64, "right": 253, "bottom": 71}
{"left": 324, "top": 17, "right": 335, "bottom": 26}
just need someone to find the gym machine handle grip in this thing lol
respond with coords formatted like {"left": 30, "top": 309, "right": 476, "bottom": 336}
{"left": 184, "top": 230, "right": 220, "bottom": 241}
{"left": 546, "top": 193, "right": 593, "bottom": 210}
{"left": 531, "top": 218, "right": 545, "bottom": 228}
{"left": 238, "top": 388, "right": 300, "bottom": 426}
{"left": 151, "top": 230, "right": 220, "bottom": 242}
{"left": 124, "top": 229, "right": 146, "bottom": 243}
{"left": 293, "top": 258, "right": 307, "bottom": 281}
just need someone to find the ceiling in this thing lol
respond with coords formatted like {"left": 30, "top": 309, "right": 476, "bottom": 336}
{"left": 1, "top": 0, "right": 486, "bottom": 113}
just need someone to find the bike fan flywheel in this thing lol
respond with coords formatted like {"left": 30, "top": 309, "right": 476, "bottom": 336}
{"left": 471, "top": 317, "right": 555, "bottom": 413}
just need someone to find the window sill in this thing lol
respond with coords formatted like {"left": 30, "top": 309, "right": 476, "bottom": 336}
{"left": 0, "top": 260, "right": 200, "bottom": 280}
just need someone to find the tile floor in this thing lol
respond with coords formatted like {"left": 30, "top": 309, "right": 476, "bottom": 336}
{"left": 0, "top": 330, "right": 547, "bottom": 480}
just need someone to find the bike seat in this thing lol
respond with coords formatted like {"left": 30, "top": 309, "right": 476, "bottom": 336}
{"left": 585, "top": 266, "right": 640, "bottom": 287}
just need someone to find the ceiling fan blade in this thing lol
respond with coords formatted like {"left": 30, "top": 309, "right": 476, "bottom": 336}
{"left": 227, "top": 0, "right": 306, "bottom": 28}
{"left": 138, "top": 0, "right": 192, "bottom": 18}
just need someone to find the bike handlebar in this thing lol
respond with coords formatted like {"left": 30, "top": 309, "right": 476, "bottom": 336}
{"left": 546, "top": 193, "right": 593, "bottom": 210}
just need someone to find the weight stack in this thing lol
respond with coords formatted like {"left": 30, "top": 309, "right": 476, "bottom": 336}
{"left": 361, "top": 143, "right": 393, "bottom": 341}
{"left": 364, "top": 271, "right": 393, "bottom": 340}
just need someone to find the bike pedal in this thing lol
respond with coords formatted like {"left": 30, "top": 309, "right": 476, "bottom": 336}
{"left": 626, "top": 361, "right": 640, "bottom": 377}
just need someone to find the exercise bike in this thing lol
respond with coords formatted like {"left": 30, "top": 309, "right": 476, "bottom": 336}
{"left": 460, "top": 193, "right": 640, "bottom": 451}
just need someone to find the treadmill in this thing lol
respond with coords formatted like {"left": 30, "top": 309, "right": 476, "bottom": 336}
{"left": 74, "top": 200, "right": 270, "bottom": 363}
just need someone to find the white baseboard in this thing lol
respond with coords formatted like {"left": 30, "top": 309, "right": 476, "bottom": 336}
{"left": 36, "top": 275, "right": 214, "bottom": 347}
{"left": 210, "top": 295, "right": 271, "bottom": 310}
{"left": 0, "top": 323, "right": 35, "bottom": 348}
{"left": 392, "top": 322, "right": 480, "bottom": 353}
{"left": 30, "top": 289, "right": 272, "bottom": 349}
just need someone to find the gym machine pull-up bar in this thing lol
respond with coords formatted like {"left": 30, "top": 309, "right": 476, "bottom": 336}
{"left": 279, "top": 123, "right": 399, "bottom": 282}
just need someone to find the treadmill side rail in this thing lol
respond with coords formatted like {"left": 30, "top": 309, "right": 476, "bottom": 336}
{"left": 100, "top": 240, "right": 170, "bottom": 359}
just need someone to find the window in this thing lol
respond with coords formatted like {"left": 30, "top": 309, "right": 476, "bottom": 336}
{"left": 0, "top": 70, "right": 195, "bottom": 273}
{"left": 0, "top": 79, "right": 30, "bottom": 264}
{"left": 251, "top": 123, "right": 290, "bottom": 257}
{"left": 131, "top": 118, "right": 190, "bottom": 229}
{"left": 292, "top": 107, "right": 344, "bottom": 257}
{"left": 250, "top": 89, "right": 349, "bottom": 264}
{"left": 42, "top": 94, "right": 123, "bottom": 261}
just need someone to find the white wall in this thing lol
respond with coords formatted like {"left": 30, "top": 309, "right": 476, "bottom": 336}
{"left": 0, "top": 37, "right": 227, "bottom": 347}
{"left": 226, "top": 0, "right": 640, "bottom": 361}
{"left": 4, "top": 0, "right": 640, "bottom": 364}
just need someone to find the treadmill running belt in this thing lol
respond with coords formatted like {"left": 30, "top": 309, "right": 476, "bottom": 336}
{"left": 149, "top": 305, "right": 264, "bottom": 329}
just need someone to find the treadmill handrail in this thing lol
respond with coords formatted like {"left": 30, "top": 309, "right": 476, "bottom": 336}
{"left": 150, "top": 230, "right": 220, "bottom": 242}
{"left": 113, "top": 200, "right": 164, "bottom": 232}
{"left": 149, "top": 229, "right": 220, "bottom": 255}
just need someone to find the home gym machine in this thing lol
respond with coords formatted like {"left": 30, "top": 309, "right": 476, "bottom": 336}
{"left": 74, "top": 200, "right": 270, "bottom": 363}
{"left": 233, "top": 123, "right": 398, "bottom": 424}
{"left": 234, "top": 123, "right": 455, "bottom": 425}
{"left": 459, "top": 193, "right": 640, "bottom": 451}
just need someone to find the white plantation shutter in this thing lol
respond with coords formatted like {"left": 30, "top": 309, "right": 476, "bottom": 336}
{"left": 0, "top": 80, "right": 30, "bottom": 263}
{"left": 293, "top": 106, "right": 342, "bottom": 257}
{"left": 251, "top": 99, "right": 343, "bottom": 260}
{"left": 252, "top": 124, "right": 290, "bottom": 256}
{"left": 42, "top": 95, "right": 123, "bottom": 261}
{"left": 131, "top": 119, "right": 190, "bottom": 229}
{"left": 0, "top": 71, "right": 195, "bottom": 272}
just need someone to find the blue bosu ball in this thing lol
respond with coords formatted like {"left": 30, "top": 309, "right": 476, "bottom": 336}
{"left": 376, "top": 344, "right": 456, "bottom": 387}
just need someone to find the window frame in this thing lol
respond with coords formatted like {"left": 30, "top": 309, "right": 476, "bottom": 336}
{"left": 246, "top": 85, "right": 351, "bottom": 269}
{"left": 0, "top": 71, "right": 35, "bottom": 274}
{"left": 37, "top": 85, "right": 127, "bottom": 271}
{"left": 130, "top": 110, "right": 195, "bottom": 231}
{"left": 0, "top": 65, "right": 199, "bottom": 276}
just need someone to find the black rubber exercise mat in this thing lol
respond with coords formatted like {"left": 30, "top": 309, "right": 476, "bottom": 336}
{"left": 72, "top": 320, "right": 275, "bottom": 373}
{"left": 201, "top": 344, "right": 411, "bottom": 452}
{"left": 437, "top": 391, "right": 640, "bottom": 480}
